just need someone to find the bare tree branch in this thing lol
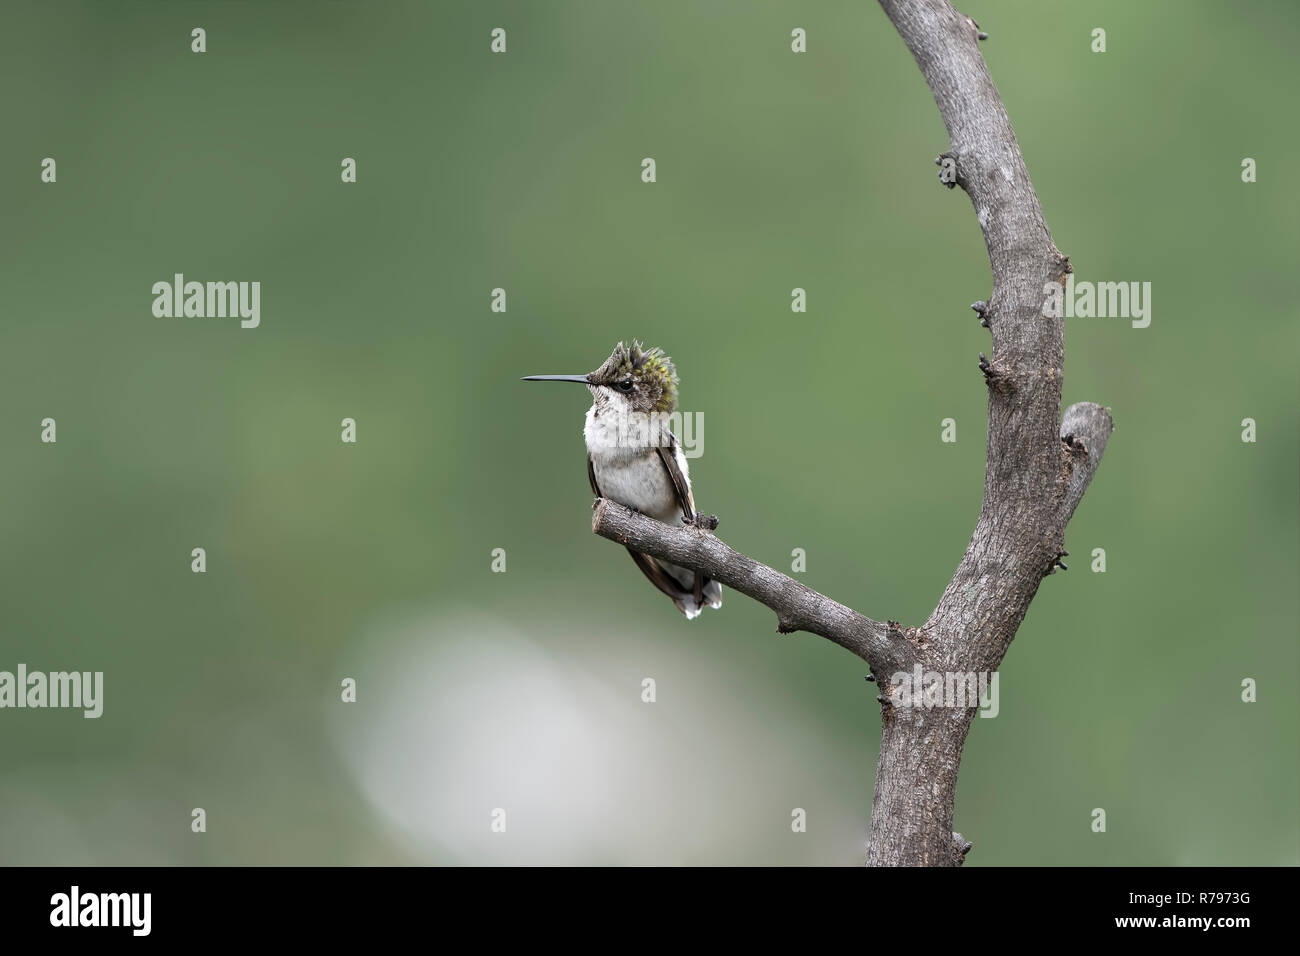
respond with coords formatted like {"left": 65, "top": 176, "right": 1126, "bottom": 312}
{"left": 868, "top": 0, "right": 1113, "bottom": 866}
{"left": 585, "top": 0, "right": 1114, "bottom": 866}
{"left": 1060, "top": 401, "right": 1115, "bottom": 524}
{"left": 592, "top": 499, "right": 914, "bottom": 677}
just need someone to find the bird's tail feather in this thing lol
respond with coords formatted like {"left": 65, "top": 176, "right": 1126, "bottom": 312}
{"left": 624, "top": 549, "right": 722, "bottom": 619}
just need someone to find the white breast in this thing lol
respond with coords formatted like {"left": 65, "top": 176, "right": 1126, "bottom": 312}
{"left": 584, "top": 405, "right": 689, "bottom": 524}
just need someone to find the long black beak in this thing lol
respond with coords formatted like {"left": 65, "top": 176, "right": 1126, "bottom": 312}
{"left": 521, "top": 374, "right": 591, "bottom": 384}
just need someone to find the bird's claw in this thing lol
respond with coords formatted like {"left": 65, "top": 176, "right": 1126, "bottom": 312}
{"left": 683, "top": 512, "right": 719, "bottom": 531}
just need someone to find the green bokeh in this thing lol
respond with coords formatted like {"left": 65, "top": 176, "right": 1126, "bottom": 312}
{"left": 1, "top": 0, "right": 1296, "bottom": 865}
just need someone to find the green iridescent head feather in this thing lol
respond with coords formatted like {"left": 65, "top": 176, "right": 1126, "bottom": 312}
{"left": 590, "top": 340, "right": 679, "bottom": 412}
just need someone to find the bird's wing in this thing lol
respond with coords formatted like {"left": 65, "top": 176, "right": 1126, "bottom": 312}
{"left": 655, "top": 435, "right": 704, "bottom": 606}
{"left": 591, "top": 450, "right": 698, "bottom": 611}
{"left": 655, "top": 435, "right": 695, "bottom": 520}
{"left": 625, "top": 547, "right": 695, "bottom": 607}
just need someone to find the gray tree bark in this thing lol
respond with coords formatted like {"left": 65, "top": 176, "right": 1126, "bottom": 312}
{"left": 593, "top": 0, "right": 1113, "bottom": 866}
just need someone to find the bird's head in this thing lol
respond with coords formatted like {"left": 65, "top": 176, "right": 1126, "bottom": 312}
{"left": 523, "top": 340, "right": 679, "bottom": 414}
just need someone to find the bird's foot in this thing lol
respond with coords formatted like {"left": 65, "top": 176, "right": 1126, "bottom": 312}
{"left": 683, "top": 512, "right": 719, "bottom": 531}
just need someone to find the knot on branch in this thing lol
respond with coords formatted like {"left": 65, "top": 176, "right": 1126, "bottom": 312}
{"left": 982, "top": 358, "right": 1070, "bottom": 397}
{"left": 1058, "top": 403, "right": 1115, "bottom": 524}
{"left": 976, "top": 352, "right": 1013, "bottom": 392}
{"left": 953, "top": 832, "right": 974, "bottom": 865}
{"left": 887, "top": 620, "right": 925, "bottom": 651}
{"left": 934, "top": 152, "right": 960, "bottom": 189}
{"left": 962, "top": 15, "right": 988, "bottom": 41}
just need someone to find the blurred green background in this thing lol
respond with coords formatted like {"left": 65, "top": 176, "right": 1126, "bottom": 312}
{"left": 1, "top": 0, "right": 1296, "bottom": 865}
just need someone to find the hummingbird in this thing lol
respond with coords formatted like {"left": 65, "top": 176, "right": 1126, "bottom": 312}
{"left": 523, "top": 341, "right": 723, "bottom": 619}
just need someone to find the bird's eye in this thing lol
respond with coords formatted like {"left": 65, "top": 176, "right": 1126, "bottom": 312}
{"left": 614, "top": 379, "right": 634, "bottom": 393}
